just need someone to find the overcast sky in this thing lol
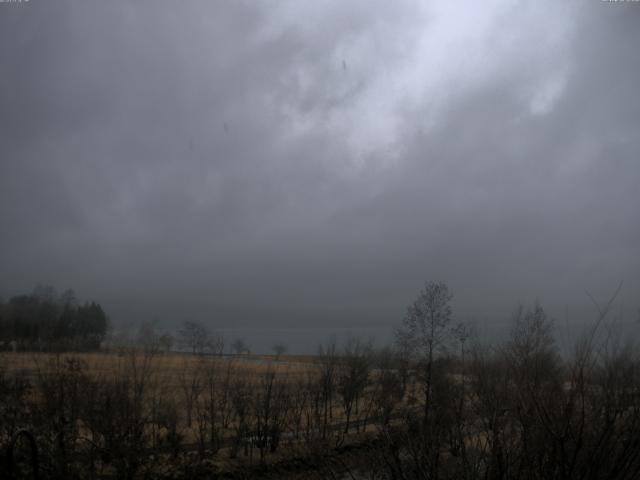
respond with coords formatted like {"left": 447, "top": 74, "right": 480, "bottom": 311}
{"left": 1, "top": 1, "right": 639, "bottom": 348}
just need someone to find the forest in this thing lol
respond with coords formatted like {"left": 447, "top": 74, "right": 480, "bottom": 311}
{"left": 0, "top": 286, "right": 108, "bottom": 352}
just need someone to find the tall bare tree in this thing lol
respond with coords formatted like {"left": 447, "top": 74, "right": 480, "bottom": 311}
{"left": 396, "top": 281, "right": 453, "bottom": 425}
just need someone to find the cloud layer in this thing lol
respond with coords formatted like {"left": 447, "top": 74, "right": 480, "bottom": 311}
{"left": 1, "top": 1, "right": 639, "bottom": 341}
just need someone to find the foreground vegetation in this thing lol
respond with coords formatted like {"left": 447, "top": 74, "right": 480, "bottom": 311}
{"left": 2, "top": 282, "right": 639, "bottom": 479}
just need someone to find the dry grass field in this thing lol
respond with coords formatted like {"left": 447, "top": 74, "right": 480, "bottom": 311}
{"left": 1, "top": 350, "right": 315, "bottom": 382}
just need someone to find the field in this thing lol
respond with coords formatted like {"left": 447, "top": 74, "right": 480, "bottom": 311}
{"left": 1, "top": 351, "right": 315, "bottom": 384}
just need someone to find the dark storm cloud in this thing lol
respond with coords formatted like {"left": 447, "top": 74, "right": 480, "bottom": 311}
{"left": 1, "top": 0, "right": 639, "bottom": 343}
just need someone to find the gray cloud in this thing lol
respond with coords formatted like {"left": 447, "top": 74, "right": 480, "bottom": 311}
{"left": 1, "top": 1, "right": 639, "bottom": 349}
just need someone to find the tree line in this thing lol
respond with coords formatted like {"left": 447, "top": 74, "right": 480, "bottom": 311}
{"left": 0, "top": 285, "right": 108, "bottom": 351}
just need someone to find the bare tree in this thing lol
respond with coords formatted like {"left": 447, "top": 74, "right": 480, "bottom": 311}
{"left": 337, "top": 338, "right": 372, "bottom": 434}
{"left": 396, "top": 281, "right": 453, "bottom": 426}
{"left": 232, "top": 338, "right": 250, "bottom": 356}
{"left": 272, "top": 342, "right": 287, "bottom": 359}
{"left": 136, "top": 320, "right": 160, "bottom": 353}
{"left": 317, "top": 340, "right": 338, "bottom": 442}
{"left": 229, "top": 376, "right": 252, "bottom": 458}
{"left": 253, "top": 368, "right": 290, "bottom": 462}
{"left": 371, "top": 347, "right": 405, "bottom": 427}
{"left": 179, "top": 320, "right": 210, "bottom": 355}
{"left": 210, "top": 332, "right": 225, "bottom": 356}
{"left": 287, "top": 375, "right": 310, "bottom": 442}
{"left": 158, "top": 332, "right": 174, "bottom": 353}
{"left": 178, "top": 358, "right": 203, "bottom": 428}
